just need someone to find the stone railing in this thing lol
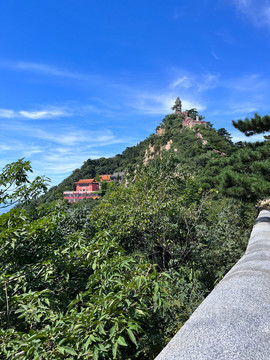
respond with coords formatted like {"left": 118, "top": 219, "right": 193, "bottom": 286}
{"left": 155, "top": 209, "right": 270, "bottom": 360}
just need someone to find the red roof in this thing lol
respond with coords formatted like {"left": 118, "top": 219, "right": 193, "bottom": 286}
{"left": 99, "top": 174, "right": 111, "bottom": 181}
{"left": 75, "top": 175, "right": 112, "bottom": 184}
{"left": 74, "top": 179, "right": 97, "bottom": 184}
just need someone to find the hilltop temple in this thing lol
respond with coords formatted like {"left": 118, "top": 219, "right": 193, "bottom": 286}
{"left": 172, "top": 97, "right": 207, "bottom": 128}
{"left": 63, "top": 175, "right": 111, "bottom": 203}
{"left": 63, "top": 172, "right": 124, "bottom": 203}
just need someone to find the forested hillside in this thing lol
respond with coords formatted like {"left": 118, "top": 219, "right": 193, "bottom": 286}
{"left": 1, "top": 111, "right": 269, "bottom": 359}
{"left": 37, "top": 112, "right": 237, "bottom": 205}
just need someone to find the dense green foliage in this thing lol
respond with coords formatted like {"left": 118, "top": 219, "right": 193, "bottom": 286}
{"left": 201, "top": 140, "right": 270, "bottom": 201}
{"left": 1, "top": 111, "right": 268, "bottom": 359}
{"left": 232, "top": 113, "right": 270, "bottom": 137}
{"left": 38, "top": 113, "right": 236, "bottom": 205}
{"left": 0, "top": 158, "right": 49, "bottom": 209}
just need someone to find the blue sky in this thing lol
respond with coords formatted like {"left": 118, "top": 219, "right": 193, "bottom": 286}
{"left": 1, "top": 0, "right": 270, "bottom": 185}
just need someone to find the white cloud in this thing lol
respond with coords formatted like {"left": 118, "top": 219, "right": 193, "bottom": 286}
{"left": 170, "top": 71, "right": 219, "bottom": 92}
{"left": 0, "top": 120, "right": 128, "bottom": 148}
{"left": 232, "top": 0, "right": 270, "bottom": 28}
{"left": 0, "top": 145, "right": 13, "bottom": 151}
{"left": 30, "top": 145, "right": 119, "bottom": 185}
{"left": 22, "top": 147, "right": 44, "bottom": 157}
{"left": 182, "top": 99, "right": 206, "bottom": 112}
{"left": 30, "top": 128, "right": 122, "bottom": 146}
{"left": 265, "top": 6, "right": 270, "bottom": 21}
{"left": 2, "top": 61, "right": 84, "bottom": 79}
{"left": 0, "top": 127, "right": 129, "bottom": 186}
{"left": 211, "top": 51, "right": 220, "bottom": 60}
{"left": 0, "top": 109, "right": 16, "bottom": 118}
{"left": 0, "top": 107, "right": 71, "bottom": 119}
{"left": 230, "top": 130, "right": 265, "bottom": 143}
{"left": 0, "top": 142, "right": 45, "bottom": 156}
{"left": 198, "top": 74, "right": 219, "bottom": 92}
{"left": 19, "top": 109, "right": 69, "bottom": 119}
{"left": 131, "top": 93, "right": 206, "bottom": 115}
{"left": 216, "top": 29, "right": 236, "bottom": 45}
{"left": 225, "top": 73, "right": 267, "bottom": 92}
{"left": 170, "top": 76, "right": 193, "bottom": 89}
{"left": 230, "top": 106, "right": 258, "bottom": 114}
{"left": 130, "top": 94, "right": 174, "bottom": 115}
{"left": 211, "top": 104, "right": 258, "bottom": 116}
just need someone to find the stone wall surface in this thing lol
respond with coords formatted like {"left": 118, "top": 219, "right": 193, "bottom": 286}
{"left": 155, "top": 209, "right": 270, "bottom": 360}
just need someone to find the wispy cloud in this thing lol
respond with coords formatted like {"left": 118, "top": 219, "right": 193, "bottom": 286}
{"left": 211, "top": 51, "right": 220, "bottom": 60}
{"left": 33, "top": 152, "right": 115, "bottom": 180}
{"left": 232, "top": 0, "right": 270, "bottom": 28}
{"left": 1, "top": 61, "right": 85, "bottom": 79}
{"left": 224, "top": 73, "right": 267, "bottom": 92}
{"left": 0, "top": 125, "right": 131, "bottom": 185}
{"left": 22, "top": 147, "right": 44, "bottom": 157}
{"left": 170, "top": 76, "right": 193, "bottom": 89}
{"left": 131, "top": 92, "right": 206, "bottom": 115}
{"left": 230, "top": 130, "right": 265, "bottom": 143}
{"left": 216, "top": 74, "right": 270, "bottom": 116}
{"left": 0, "top": 120, "right": 129, "bottom": 148}
{"left": 198, "top": 74, "right": 219, "bottom": 92}
{"left": 216, "top": 29, "right": 236, "bottom": 45}
{"left": 29, "top": 128, "right": 123, "bottom": 147}
{"left": 0, "top": 107, "right": 71, "bottom": 119}
{"left": 0, "top": 109, "right": 16, "bottom": 118}
{"left": 170, "top": 71, "right": 219, "bottom": 92}
{"left": 0, "top": 145, "right": 13, "bottom": 151}
{"left": 210, "top": 104, "right": 258, "bottom": 117}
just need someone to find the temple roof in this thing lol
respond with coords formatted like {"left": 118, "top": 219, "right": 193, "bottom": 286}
{"left": 99, "top": 175, "right": 111, "bottom": 181}
{"left": 74, "top": 175, "right": 112, "bottom": 184}
{"left": 74, "top": 179, "right": 97, "bottom": 184}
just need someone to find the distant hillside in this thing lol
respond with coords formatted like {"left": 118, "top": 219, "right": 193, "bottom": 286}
{"left": 38, "top": 111, "right": 236, "bottom": 205}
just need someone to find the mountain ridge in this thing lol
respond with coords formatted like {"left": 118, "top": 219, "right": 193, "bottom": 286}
{"left": 38, "top": 111, "right": 235, "bottom": 205}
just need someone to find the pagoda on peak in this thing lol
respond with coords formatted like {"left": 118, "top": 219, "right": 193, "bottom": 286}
{"left": 171, "top": 96, "right": 207, "bottom": 128}
{"left": 171, "top": 96, "right": 182, "bottom": 114}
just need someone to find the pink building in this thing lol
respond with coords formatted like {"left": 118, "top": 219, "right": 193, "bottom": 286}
{"left": 172, "top": 97, "right": 207, "bottom": 128}
{"left": 182, "top": 112, "right": 207, "bottom": 128}
{"left": 63, "top": 177, "right": 111, "bottom": 203}
{"left": 75, "top": 179, "right": 99, "bottom": 192}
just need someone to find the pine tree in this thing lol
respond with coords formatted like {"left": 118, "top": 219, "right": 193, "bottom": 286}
{"left": 232, "top": 113, "right": 270, "bottom": 137}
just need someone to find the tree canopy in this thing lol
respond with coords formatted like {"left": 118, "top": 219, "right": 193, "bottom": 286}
{"left": 0, "top": 110, "right": 266, "bottom": 359}
{"left": 232, "top": 113, "right": 270, "bottom": 137}
{"left": 0, "top": 158, "right": 49, "bottom": 209}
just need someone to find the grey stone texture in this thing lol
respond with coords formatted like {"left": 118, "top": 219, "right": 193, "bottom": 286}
{"left": 155, "top": 209, "right": 270, "bottom": 360}
{"left": 174, "top": 96, "right": 182, "bottom": 113}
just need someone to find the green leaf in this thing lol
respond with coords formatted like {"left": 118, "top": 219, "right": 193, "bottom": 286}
{"left": 117, "top": 336, "right": 128, "bottom": 346}
{"left": 127, "top": 328, "right": 137, "bottom": 345}
{"left": 57, "top": 347, "right": 65, "bottom": 355}
{"left": 93, "top": 347, "right": 99, "bottom": 360}
{"left": 112, "top": 343, "right": 118, "bottom": 358}
{"left": 62, "top": 346, "right": 77, "bottom": 355}
{"left": 84, "top": 336, "right": 93, "bottom": 350}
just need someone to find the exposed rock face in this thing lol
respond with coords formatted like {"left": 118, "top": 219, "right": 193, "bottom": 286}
{"left": 161, "top": 139, "right": 173, "bottom": 151}
{"left": 143, "top": 140, "right": 173, "bottom": 165}
{"left": 196, "top": 132, "right": 208, "bottom": 145}
{"left": 259, "top": 198, "right": 270, "bottom": 207}
{"left": 143, "top": 144, "right": 156, "bottom": 165}
{"left": 213, "top": 149, "right": 226, "bottom": 156}
{"left": 156, "top": 127, "right": 165, "bottom": 136}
